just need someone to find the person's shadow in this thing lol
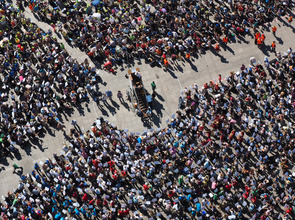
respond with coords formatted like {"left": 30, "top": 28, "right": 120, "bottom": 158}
{"left": 186, "top": 59, "right": 198, "bottom": 72}
{"left": 150, "top": 112, "right": 161, "bottom": 127}
{"left": 165, "top": 67, "right": 178, "bottom": 79}
{"left": 13, "top": 167, "right": 24, "bottom": 177}
{"left": 275, "top": 35, "right": 283, "bottom": 45}
{"left": 176, "top": 64, "right": 184, "bottom": 73}
{"left": 156, "top": 93, "right": 165, "bottom": 102}
{"left": 121, "top": 101, "right": 130, "bottom": 111}
{"left": 55, "top": 31, "right": 62, "bottom": 39}
{"left": 260, "top": 45, "right": 271, "bottom": 56}
{"left": 12, "top": 148, "right": 22, "bottom": 160}
{"left": 111, "top": 100, "right": 120, "bottom": 110}
{"left": 141, "top": 117, "right": 152, "bottom": 128}
{"left": 221, "top": 43, "right": 235, "bottom": 55}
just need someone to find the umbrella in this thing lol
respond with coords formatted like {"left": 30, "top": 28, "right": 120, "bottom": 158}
{"left": 160, "top": 8, "right": 167, "bottom": 13}
{"left": 92, "top": 0, "right": 100, "bottom": 6}
{"left": 104, "top": 61, "right": 112, "bottom": 67}
{"left": 115, "top": 46, "right": 122, "bottom": 53}
{"left": 92, "top": 13, "right": 101, "bottom": 19}
{"left": 229, "top": 119, "right": 237, "bottom": 124}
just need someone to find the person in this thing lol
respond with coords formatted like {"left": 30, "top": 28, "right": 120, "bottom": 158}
{"left": 214, "top": 43, "right": 221, "bottom": 53}
{"left": 117, "top": 91, "right": 124, "bottom": 103}
{"left": 163, "top": 58, "right": 169, "bottom": 68}
{"left": 146, "top": 107, "right": 152, "bottom": 117}
{"left": 271, "top": 41, "right": 276, "bottom": 52}
{"left": 12, "top": 163, "right": 22, "bottom": 174}
{"left": 106, "top": 90, "right": 113, "bottom": 100}
{"left": 272, "top": 25, "right": 277, "bottom": 36}
{"left": 151, "top": 81, "right": 156, "bottom": 92}
{"left": 185, "top": 52, "right": 191, "bottom": 60}
{"left": 261, "top": 34, "right": 266, "bottom": 45}
{"left": 257, "top": 37, "right": 262, "bottom": 48}
{"left": 101, "top": 93, "right": 108, "bottom": 106}
{"left": 255, "top": 32, "right": 261, "bottom": 44}
{"left": 223, "top": 36, "right": 228, "bottom": 45}
{"left": 288, "top": 16, "right": 293, "bottom": 24}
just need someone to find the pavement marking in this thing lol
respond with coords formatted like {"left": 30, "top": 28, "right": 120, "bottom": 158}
{"left": 92, "top": 100, "right": 99, "bottom": 118}
{"left": 176, "top": 78, "right": 183, "bottom": 91}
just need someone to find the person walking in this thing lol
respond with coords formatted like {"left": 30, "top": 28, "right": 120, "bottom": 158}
{"left": 151, "top": 81, "right": 156, "bottom": 92}
{"left": 101, "top": 93, "right": 109, "bottom": 106}
{"left": 117, "top": 91, "right": 124, "bottom": 103}
{"left": 106, "top": 90, "right": 113, "bottom": 100}
{"left": 12, "top": 163, "right": 23, "bottom": 174}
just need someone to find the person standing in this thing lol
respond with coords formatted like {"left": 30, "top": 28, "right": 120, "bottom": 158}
{"left": 288, "top": 16, "right": 293, "bottom": 25}
{"left": 272, "top": 25, "right": 277, "bottom": 36}
{"left": 271, "top": 41, "right": 276, "bottom": 53}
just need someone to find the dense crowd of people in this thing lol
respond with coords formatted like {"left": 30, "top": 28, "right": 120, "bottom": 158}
{"left": 0, "top": 1, "right": 100, "bottom": 157}
{"left": 20, "top": 0, "right": 293, "bottom": 68}
{"left": 1, "top": 49, "right": 295, "bottom": 219}
{"left": 1, "top": 0, "right": 295, "bottom": 219}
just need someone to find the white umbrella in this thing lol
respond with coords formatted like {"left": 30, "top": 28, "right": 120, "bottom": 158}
{"left": 115, "top": 46, "right": 122, "bottom": 53}
{"left": 92, "top": 13, "right": 101, "bottom": 19}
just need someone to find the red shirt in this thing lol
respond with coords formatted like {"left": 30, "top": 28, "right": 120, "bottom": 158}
{"left": 93, "top": 159, "right": 98, "bottom": 168}
{"left": 123, "top": 209, "right": 130, "bottom": 215}
{"left": 143, "top": 185, "right": 148, "bottom": 190}
{"left": 82, "top": 194, "right": 88, "bottom": 202}
{"left": 225, "top": 184, "right": 232, "bottom": 190}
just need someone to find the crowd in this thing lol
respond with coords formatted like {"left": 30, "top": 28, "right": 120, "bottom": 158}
{"left": 1, "top": 48, "right": 295, "bottom": 220}
{"left": 0, "top": 1, "right": 101, "bottom": 157}
{"left": 0, "top": 0, "right": 295, "bottom": 219}
{"left": 20, "top": 0, "right": 293, "bottom": 68}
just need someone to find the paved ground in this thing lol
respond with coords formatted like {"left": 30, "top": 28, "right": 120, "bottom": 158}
{"left": 1, "top": 4, "right": 295, "bottom": 197}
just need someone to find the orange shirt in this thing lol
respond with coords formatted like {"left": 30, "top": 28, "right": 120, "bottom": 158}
{"left": 272, "top": 26, "right": 277, "bottom": 32}
{"left": 156, "top": 48, "right": 162, "bottom": 55}
{"left": 261, "top": 34, "right": 265, "bottom": 41}
{"left": 164, "top": 59, "right": 169, "bottom": 66}
{"left": 271, "top": 42, "right": 276, "bottom": 48}
{"left": 257, "top": 38, "right": 262, "bottom": 45}
{"left": 223, "top": 37, "right": 228, "bottom": 43}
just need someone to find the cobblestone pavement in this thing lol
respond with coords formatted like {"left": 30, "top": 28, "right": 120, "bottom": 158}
{"left": 1, "top": 2, "right": 295, "bottom": 198}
